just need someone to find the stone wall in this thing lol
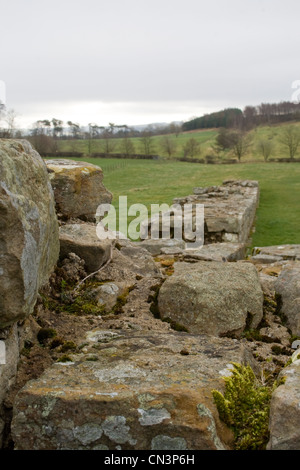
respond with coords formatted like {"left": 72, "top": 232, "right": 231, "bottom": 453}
{"left": 1, "top": 142, "right": 300, "bottom": 450}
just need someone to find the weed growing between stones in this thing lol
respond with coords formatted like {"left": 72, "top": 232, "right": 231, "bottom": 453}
{"left": 37, "top": 328, "right": 57, "bottom": 345}
{"left": 212, "top": 362, "right": 284, "bottom": 450}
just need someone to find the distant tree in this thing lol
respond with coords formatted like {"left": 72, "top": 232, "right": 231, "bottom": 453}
{"left": 99, "top": 129, "right": 117, "bottom": 154}
{"left": 230, "top": 130, "right": 252, "bottom": 162}
{"left": 67, "top": 121, "right": 80, "bottom": 139}
{"left": 51, "top": 118, "right": 64, "bottom": 138}
{"left": 243, "top": 106, "right": 258, "bottom": 129}
{"left": 120, "top": 136, "right": 135, "bottom": 156}
{"left": 29, "top": 134, "right": 57, "bottom": 155}
{"left": 280, "top": 125, "right": 300, "bottom": 160}
{"left": 140, "top": 129, "right": 156, "bottom": 156}
{"left": 169, "top": 122, "right": 182, "bottom": 137}
{"left": 215, "top": 128, "right": 237, "bottom": 152}
{"left": 257, "top": 139, "right": 274, "bottom": 161}
{"left": 183, "top": 138, "right": 201, "bottom": 158}
{"left": 160, "top": 135, "right": 177, "bottom": 158}
{"left": 5, "top": 108, "right": 18, "bottom": 137}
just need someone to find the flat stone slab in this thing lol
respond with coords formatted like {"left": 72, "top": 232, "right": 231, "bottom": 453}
{"left": 136, "top": 239, "right": 186, "bottom": 256}
{"left": 253, "top": 245, "right": 300, "bottom": 261}
{"left": 183, "top": 243, "right": 245, "bottom": 262}
{"left": 11, "top": 330, "right": 256, "bottom": 450}
{"left": 250, "top": 254, "right": 283, "bottom": 264}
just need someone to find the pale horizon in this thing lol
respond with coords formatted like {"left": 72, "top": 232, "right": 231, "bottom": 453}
{"left": 1, "top": 0, "right": 300, "bottom": 131}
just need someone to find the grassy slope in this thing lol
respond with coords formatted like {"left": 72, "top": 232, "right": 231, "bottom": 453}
{"left": 57, "top": 121, "right": 300, "bottom": 162}
{"left": 48, "top": 156, "right": 300, "bottom": 248}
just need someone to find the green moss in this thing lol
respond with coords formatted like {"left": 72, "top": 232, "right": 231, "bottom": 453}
{"left": 242, "top": 329, "right": 264, "bottom": 342}
{"left": 56, "top": 355, "right": 73, "bottom": 363}
{"left": 20, "top": 340, "right": 33, "bottom": 358}
{"left": 40, "top": 294, "right": 58, "bottom": 311}
{"left": 212, "top": 362, "right": 281, "bottom": 450}
{"left": 162, "top": 317, "right": 189, "bottom": 333}
{"left": 37, "top": 328, "right": 57, "bottom": 345}
{"left": 60, "top": 341, "right": 77, "bottom": 353}
{"left": 49, "top": 337, "right": 64, "bottom": 349}
{"left": 85, "top": 356, "right": 99, "bottom": 361}
{"left": 111, "top": 286, "right": 135, "bottom": 315}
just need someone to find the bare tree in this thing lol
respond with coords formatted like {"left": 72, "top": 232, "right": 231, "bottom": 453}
{"left": 160, "top": 135, "right": 177, "bottom": 158}
{"left": 99, "top": 129, "right": 117, "bottom": 154}
{"left": 5, "top": 108, "right": 18, "bottom": 137}
{"left": 183, "top": 138, "right": 201, "bottom": 158}
{"left": 280, "top": 125, "right": 300, "bottom": 160}
{"left": 257, "top": 139, "right": 274, "bottom": 161}
{"left": 169, "top": 122, "right": 182, "bottom": 137}
{"left": 67, "top": 121, "right": 80, "bottom": 139}
{"left": 120, "top": 136, "right": 135, "bottom": 156}
{"left": 230, "top": 130, "right": 252, "bottom": 162}
{"left": 140, "top": 129, "right": 156, "bottom": 156}
{"left": 51, "top": 118, "right": 64, "bottom": 139}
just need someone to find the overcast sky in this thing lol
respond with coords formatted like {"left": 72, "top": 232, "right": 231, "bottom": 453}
{"left": 1, "top": 0, "right": 300, "bottom": 129}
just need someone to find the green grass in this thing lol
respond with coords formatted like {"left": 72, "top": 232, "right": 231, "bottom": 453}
{"left": 57, "top": 121, "right": 300, "bottom": 162}
{"left": 46, "top": 156, "right": 300, "bottom": 247}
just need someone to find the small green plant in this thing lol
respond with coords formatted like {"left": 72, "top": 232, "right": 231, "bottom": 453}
{"left": 37, "top": 328, "right": 57, "bottom": 345}
{"left": 60, "top": 341, "right": 77, "bottom": 353}
{"left": 56, "top": 355, "right": 73, "bottom": 363}
{"left": 212, "top": 362, "right": 280, "bottom": 450}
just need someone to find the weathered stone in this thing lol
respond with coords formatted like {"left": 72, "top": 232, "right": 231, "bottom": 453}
{"left": 183, "top": 242, "right": 245, "bottom": 262}
{"left": 59, "top": 223, "right": 113, "bottom": 273}
{"left": 250, "top": 254, "right": 283, "bottom": 264}
{"left": 112, "top": 243, "right": 162, "bottom": 279}
{"left": 142, "top": 180, "right": 259, "bottom": 245}
{"left": 87, "top": 282, "right": 128, "bottom": 312}
{"left": 257, "top": 273, "right": 276, "bottom": 298}
{"left": 11, "top": 330, "right": 256, "bottom": 450}
{"left": 267, "top": 360, "right": 300, "bottom": 450}
{"left": 136, "top": 239, "right": 186, "bottom": 256}
{"left": 0, "top": 324, "right": 19, "bottom": 447}
{"left": 0, "top": 139, "right": 59, "bottom": 328}
{"left": 253, "top": 245, "right": 300, "bottom": 261}
{"left": 274, "top": 262, "right": 300, "bottom": 336}
{"left": 45, "top": 159, "right": 112, "bottom": 221}
{"left": 158, "top": 261, "right": 263, "bottom": 337}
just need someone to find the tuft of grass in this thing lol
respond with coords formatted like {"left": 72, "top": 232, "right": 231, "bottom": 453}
{"left": 212, "top": 362, "right": 283, "bottom": 450}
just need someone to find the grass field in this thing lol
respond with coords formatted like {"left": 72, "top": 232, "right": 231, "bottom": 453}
{"left": 57, "top": 121, "right": 300, "bottom": 162}
{"left": 47, "top": 156, "right": 300, "bottom": 248}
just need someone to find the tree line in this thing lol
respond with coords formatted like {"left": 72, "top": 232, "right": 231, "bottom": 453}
{"left": 182, "top": 101, "right": 300, "bottom": 132}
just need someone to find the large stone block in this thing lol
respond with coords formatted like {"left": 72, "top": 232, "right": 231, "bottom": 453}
{"left": 59, "top": 223, "right": 113, "bottom": 273}
{"left": 45, "top": 159, "right": 112, "bottom": 221}
{"left": 0, "top": 140, "right": 59, "bottom": 328}
{"left": 274, "top": 262, "right": 300, "bottom": 336}
{"left": 268, "top": 360, "right": 300, "bottom": 450}
{"left": 11, "top": 330, "right": 256, "bottom": 450}
{"left": 158, "top": 261, "right": 263, "bottom": 337}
